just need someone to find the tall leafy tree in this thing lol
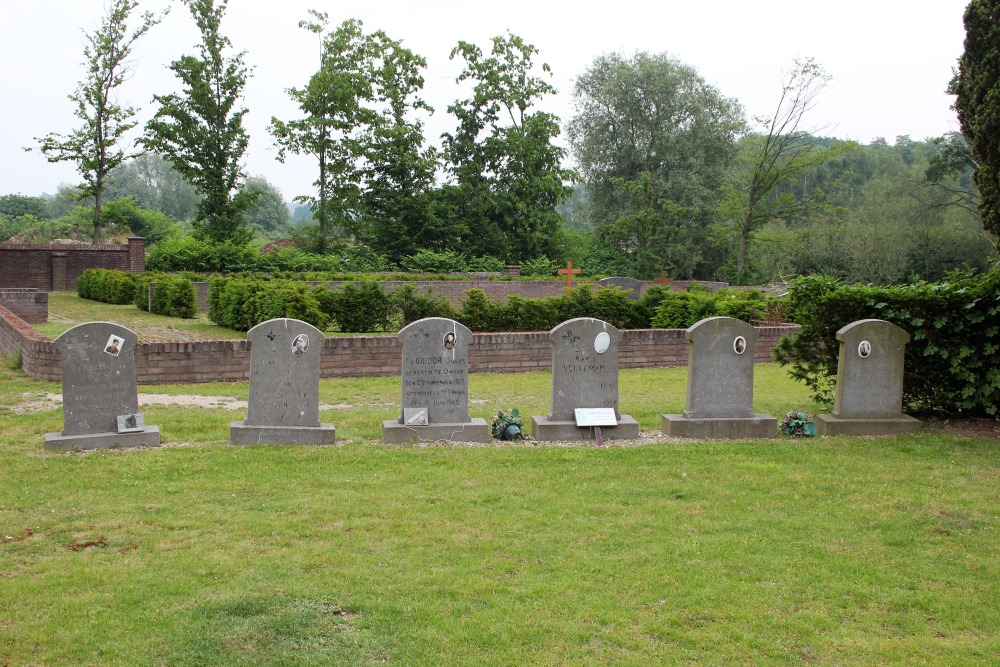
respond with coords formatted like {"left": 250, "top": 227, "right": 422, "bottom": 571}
{"left": 239, "top": 175, "right": 290, "bottom": 237}
{"left": 955, "top": 0, "right": 1000, "bottom": 241}
{"left": 568, "top": 52, "right": 744, "bottom": 279}
{"left": 106, "top": 153, "right": 201, "bottom": 221}
{"left": 32, "top": 0, "right": 164, "bottom": 243}
{"left": 355, "top": 32, "right": 446, "bottom": 261}
{"left": 143, "top": 0, "right": 255, "bottom": 244}
{"left": 443, "top": 33, "right": 574, "bottom": 263}
{"left": 270, "top": 14, "right": 379, "bottom": 250}
{"left": 723, "top": 58, "right": 854, "bottom": 278}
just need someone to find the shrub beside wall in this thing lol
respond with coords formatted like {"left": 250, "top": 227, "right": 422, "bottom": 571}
{"left": 773, "top": 271, "right": 1000, "bottom": 417}
{"left": 133, "top": 273, "right": 198, "bottom": 319}
{"left": 76, "top": 268, "right": 141, "bottom": 305}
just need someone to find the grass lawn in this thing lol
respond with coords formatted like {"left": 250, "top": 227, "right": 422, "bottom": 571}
{"left": 1, "top": 356, "right": 997, "bottom": 665}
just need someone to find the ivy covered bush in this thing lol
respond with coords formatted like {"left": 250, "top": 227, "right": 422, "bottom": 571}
{"left": 76, "top": 268, "right": 140, "bottom": 305}
{"left": 773, "top": 271, "right": 1000, "bottom": 416}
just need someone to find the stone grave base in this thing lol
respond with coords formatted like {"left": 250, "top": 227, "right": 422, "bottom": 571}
{"left": 44, "top": 426, "right": 161, "bottom": 452}
{"left": 229, "top": 421, "right": 337, "bottom": 446}
{"left": 530, "top": 415, "right": 640, "bottom": 441}
{"left": 382, "top": 419, "right": 489, "bottom": 444}
{"left": 662, "top": 414, "right": 777, "bottom": 439}
{"left": 815, "top": 413, "right": 921, "bottom": 436}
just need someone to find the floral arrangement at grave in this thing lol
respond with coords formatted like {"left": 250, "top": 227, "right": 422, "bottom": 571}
{"left": 780, "top": 410, "right": 817, "bottom": 437}
{"left": 491, "top": 409, "right": 524, "bottom": 440}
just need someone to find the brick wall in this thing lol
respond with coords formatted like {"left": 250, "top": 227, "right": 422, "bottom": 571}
{"left": 0, "top": 239, "right": 145, "bottom": 291}
{"left": 0, "top": 288, "right": 48, "bottom": 323}
{"left": 0, "top": 301, "right": 799, "bottom": 385}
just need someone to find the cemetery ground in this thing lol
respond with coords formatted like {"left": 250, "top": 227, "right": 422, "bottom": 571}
{"left": 1, "top": 353, "right": 998, "bottom": 665}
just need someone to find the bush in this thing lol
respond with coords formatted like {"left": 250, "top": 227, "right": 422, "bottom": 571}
{"left": 401, "top": 249, "right": 468, "bottom": 273}
{"left": 133, "top": 273, "right": 197, "bottom": 318}
{"left": 651, "top": 291, "right": 718, "bottom": 328}
{"left": 321, "top": 281, "right": 392, "bottom": 333}
{"left": 773, "top": 270, "right": 1000, "bottom": 416}
{"left": 76, "top": 269, "right": 140, "bottom": 305}
{"left": 520, "top": 256, "right": 557, "bottom": 277}
{"left": 208, "top": 277, "right": 327, "bottom": 331}
{"left": 467, "top": 256, "right": 506, "bottom": 272}
{"left": 391, "top": 285, "right": 454, "bottom": 326}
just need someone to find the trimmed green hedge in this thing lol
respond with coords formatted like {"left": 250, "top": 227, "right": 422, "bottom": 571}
{"left": 76, "top": 269, "right": 141, "bottom": 305}
{"left": 134, "top": 273, "right": 198, "bottom": 319}
{"left": 773, "top": 271, "right": 1000, "bottom": 416}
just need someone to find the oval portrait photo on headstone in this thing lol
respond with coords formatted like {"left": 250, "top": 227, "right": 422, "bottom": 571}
{"left": 104, "top": 335, "right": 124, "bottom": 357}
{"left": 443, "top": 331, "right": 456, "bottom": 350}
{"left": 291, "top": 334, "right": 309, "bottom": 356}
{"left": 594, "top": 331, "right": 610, "bottom": 354}
{"left": 733, "top": 336, "right": 747, "bottom": 355}
{"left": 858, "top": 340, "right": 872, "bottom": 358}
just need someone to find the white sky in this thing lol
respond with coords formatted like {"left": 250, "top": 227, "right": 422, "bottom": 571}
{"left": 0, "top": 0, "right": 970, "bottom": 202}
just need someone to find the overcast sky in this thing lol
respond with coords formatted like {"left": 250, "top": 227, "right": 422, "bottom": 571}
{"left": 0, "top": 0, "right": 970, "bottom": 203}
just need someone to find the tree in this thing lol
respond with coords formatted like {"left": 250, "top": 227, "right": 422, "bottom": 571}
{"left": 723, "top": 58, "right": 854, "bottom": 278}
{"left": 568, "top": 52, "right": 744, "bottom": 279}
{"left": 31, "top": 0, "right": 164, "bottom": 243}
{"left": 143, "top": 0, "right": 255, "bottom": 244}
{"left": 955, "top": 0, "right": 1000, "bottom": 241}
{"left": 270, "top": 14, "right": 379, "bottom": 250}
{"left": 355, "top": 31, "right": 445, "bottom": 261}
{"left": 239, "top": 175, "right": 290, "bottom": 236}
{"left": 443, "top": 33, "right": 574, "bottom": 263}
{"left": 0, "top": 194, "right": 50, "bottom": 220}
{"left": 106, "top": 152, "right": 201, "bottom": 221}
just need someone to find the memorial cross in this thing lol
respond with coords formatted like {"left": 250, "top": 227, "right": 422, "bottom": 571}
{"left": 558, "top": 260, "right": 582, "bottom": 292}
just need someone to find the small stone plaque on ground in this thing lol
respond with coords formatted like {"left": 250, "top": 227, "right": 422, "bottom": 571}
{"left": 531, "top": 318, "right": 638, "bottom": 441}
{"left": 383, "top": 317, "right": 488, "bottom": 443}
{"left": 231, "top": 318, "right": 336, "bottom": 445}
{"left": 815, "top": 319, "right": 920, "bottom": 435}
{"left": 662, "top": 316, "right": 775, "bottom": 439}
{"left": 44, "top": 322, "right": 160, "bottom": 451}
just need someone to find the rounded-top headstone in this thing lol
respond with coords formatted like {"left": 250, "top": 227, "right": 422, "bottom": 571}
{"left": 245, "top": 318, "right": 324, "bottom": 427}
{"left": 397, "top": 317, "right": 473, "bottom": 424}
{"left": 55, "top": 322, "right": 139, "bottom": 436}
{"left": 833, "top": 319, "right": 910, "bottom": 418}
{"left": 548, "top": 317, "right": 622, "bottom": 420}
{"left": 683, "top": 316, "right": 758, "bottom": 419}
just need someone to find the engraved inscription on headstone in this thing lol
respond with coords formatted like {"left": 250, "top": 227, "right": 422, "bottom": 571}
{"left": 815, "top": 319, "right": 921, "bottom": 435}
{"left": 383, "top": 317, "right": 488, "bottom": 443}
{"left": 398, "top": 317, "right": 472, "bottom": 424}
{"left": 531, "top": 317, "right": 639, "bottom": 440}
{"left": 662, "top": 316, "right": 776, "bottom": 439}
{"left": 44, "top": 322, "right": 160, "bottom": 450}
{"left": 230, "top": 318, "right": 336, "bottom": 445}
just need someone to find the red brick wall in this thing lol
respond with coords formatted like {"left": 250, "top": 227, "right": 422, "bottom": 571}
{"left": 0, "top": 288, "right": 48, "bottom": 323}
{"left": 0, "top": 301, "right": 799, "bottom": 385}
{"left": 0, "top": 240, "right": 144, "bottom": 291}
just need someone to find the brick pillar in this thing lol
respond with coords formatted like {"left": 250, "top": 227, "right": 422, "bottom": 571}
{"left": 127, "top": 237, "right": 146, "bottom": 273}
{"left": 51, "top": 253, "right": 67, "bottom": 291}
{"left": 504, "top": 265, "right": 521, "bottom": 277}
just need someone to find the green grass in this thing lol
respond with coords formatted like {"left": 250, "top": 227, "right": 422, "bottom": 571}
{"left": 1, "top": 360, "right": 997, "bottom": 665}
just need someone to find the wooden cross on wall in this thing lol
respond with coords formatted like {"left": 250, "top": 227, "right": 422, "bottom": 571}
{"left": 654, "top": 270, "right": 673, "bottom": 287}
{"left": 558, "top": 260, "right": 582, "bottom": 293}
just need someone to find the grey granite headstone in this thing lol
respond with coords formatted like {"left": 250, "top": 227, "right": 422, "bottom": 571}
{"left": 815, "top": 319, "right": 920, "bottom": 435}
{"left": 598, "top": 277, "right": 642, "bottom": 300}
{"left": 532, "top": 318, "right": 638, "bottom": 440}
{"left": 662, "top": 316, "right": 776, "bottom": 439}
{"left": 230, "top": 318, "right": 336, "bottom": 445}
{"left": 44, "top": 322, "right": 160, "bottom": 451}
{"left": 382, "top": 317, "right": 488, "bottom": 443}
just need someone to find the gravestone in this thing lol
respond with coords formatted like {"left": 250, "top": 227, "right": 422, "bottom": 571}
{"left": 531, "top": 318, "right": 639, "bottom": 441}
{"left": 230, "top": 318, "right": 336, "bottom": 445}
{"left": 815, "top": 319, "right": 920, "bottom": 435}
{"left": 44, "top": 322, "right": 160, "bottom": 451}
{"left": 662, "top": 316, "right": 776, "bottom": 439}
{"left": 598, "top": 277, "right": 642, "bottom": 301}
{"left": 382, "top": 317, "right": 488, "bottom": 443}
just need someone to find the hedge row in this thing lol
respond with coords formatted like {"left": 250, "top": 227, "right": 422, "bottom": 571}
{"left": 773, "top": 270, "right": 1000, "bottom": 417}
{"left": 133, "top": 273, "right": 198, "bottom": 319}
{"left": 76, "top": 268, "right": 140, "bottom": 304}
{"left": 208, "top": 276, "right": 773, "bottom": 334}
